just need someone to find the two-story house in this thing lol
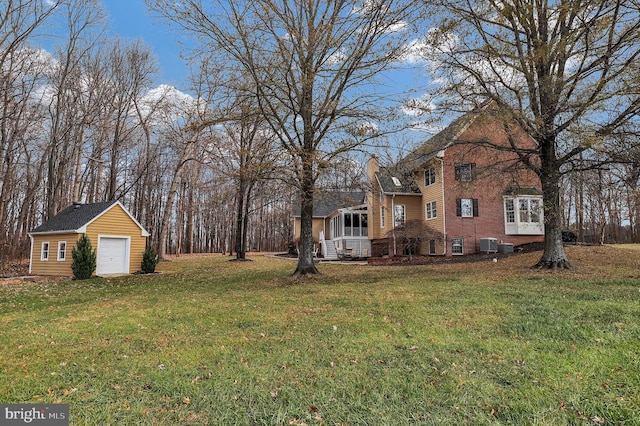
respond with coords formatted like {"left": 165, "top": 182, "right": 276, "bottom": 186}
{"left": 293, "top": 103, "right": 544, "bottom": 259}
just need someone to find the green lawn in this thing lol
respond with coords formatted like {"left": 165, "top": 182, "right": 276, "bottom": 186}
{"left": 1, "top": 246, "right": 639, "bottom": 425}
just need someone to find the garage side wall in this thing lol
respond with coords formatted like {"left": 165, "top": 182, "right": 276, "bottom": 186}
{"left": 30, "top": 233, "right": 79, "bottom": 276}
{"left": 86, "top": 205, "right": 147, "bottom": 274}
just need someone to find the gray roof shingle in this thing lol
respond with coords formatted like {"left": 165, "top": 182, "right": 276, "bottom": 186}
{"left": 31, "top": 201, "right": 118, "bottom": 233}
{"left": 400, "top": 107, "right": 482, "bottom": 172}
{"left": 292, "top": 191, "right": 366, "bottom": 217}
{"left": 375, "top": 171, "right": 421, "bottom": 194}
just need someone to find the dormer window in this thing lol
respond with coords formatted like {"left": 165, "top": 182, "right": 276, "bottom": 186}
{"left": 391, "top": 176, "right": 402, "bottom": 187}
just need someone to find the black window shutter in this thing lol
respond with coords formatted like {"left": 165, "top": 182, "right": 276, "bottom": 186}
{"left": 471, "top": 163, "right": 477, "bottom": 180}
{"left": 473, "top": 198, "right": 479, "bottom": 217}
{"left": 456, "top": 199, "right": 462, "bottom": 216}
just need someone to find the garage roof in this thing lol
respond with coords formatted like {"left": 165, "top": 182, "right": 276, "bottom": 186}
{"left": 30, "top": 200, "right": 150, "bottom": 236}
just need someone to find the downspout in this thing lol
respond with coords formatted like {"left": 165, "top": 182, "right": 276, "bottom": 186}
{"left": 28, "top": 234, "right": 34, "bottom": 274}
{"left": 391, "top": 194, "right": 396, "bottom": 256}
{"left": 437, "top": 153, "right": 447, "bottom": 255}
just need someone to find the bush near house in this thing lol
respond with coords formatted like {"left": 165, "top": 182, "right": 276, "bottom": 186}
{"left": 71, "top": 233, "right": 96, "bottom": 279}
{"left": 141, "top": 244, "right": 158, "bottom": 273}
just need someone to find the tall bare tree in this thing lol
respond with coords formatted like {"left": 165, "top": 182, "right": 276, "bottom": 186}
{"left": 147, "top": 0, "right": 416, "bottom": 275}
{"left": 0, "top": 0, "right": 62, "bottom": 267}
{"left": 43, "top": 0, "right": 106, "bottom": 218}
{"left": 420, "top": 0, "right": 640, "bottom": 268}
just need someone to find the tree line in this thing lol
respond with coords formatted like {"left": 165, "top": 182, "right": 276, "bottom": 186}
{"left": 2, "top": 0, "right": 640, "bottom": 275}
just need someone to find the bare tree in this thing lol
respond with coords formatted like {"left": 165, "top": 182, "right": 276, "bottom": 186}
{"left": 43, "top": 0, "right": 106, "bottom": 218}
{"left": 0, "top": 1, "right": 63, "bottom": 269}
{"left": 419, "top": 0, "right": 640, "bottom": 268}
{"left": 147, "top": 0, "right": 417, "bottom": 276}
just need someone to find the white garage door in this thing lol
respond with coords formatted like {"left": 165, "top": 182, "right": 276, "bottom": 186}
{"left": 97, "top": 237, "right": 129, "bottom": 275}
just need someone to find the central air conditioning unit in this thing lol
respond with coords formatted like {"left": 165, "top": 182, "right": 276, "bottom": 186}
{"left": 480, "top": 238, "right": 498, "bottom": 253}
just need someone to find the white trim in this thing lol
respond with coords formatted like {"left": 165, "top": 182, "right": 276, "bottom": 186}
{"left": 29, "top": 235, "right": 34, "bottom": 273}
{"left": 78, "top": 201, "right": 150, "bottom": 237}
{"left": 41, "top": 241, "right": 50, "bottom": 261}
{"left": 28, "top": 200, "right": 150, "bottom": 237}
{"left": 394, "top": 204, "right": 406, "bottom": 227}
{"left": 57, "top": 241, "right": 67, "bottom": 261}
{"left": 503, "top": 195, "right": 544, "bottom": 235}
{"left": 424, "top": 167, "right": 436, "bottom": 186}
{"left": 425, "top": 200, "right": 437, "bottom": 220}
{"left": 96, "top": 235, "right": 131, "bottom": 275}
{"left": 451, "top": 238, "right": 464, "bottom": 255}
{"left": 460, "top": 198, "right": 473, "bottom": 217}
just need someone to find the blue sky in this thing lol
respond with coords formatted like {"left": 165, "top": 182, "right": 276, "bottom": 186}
{"left": 104, "top": 1, "right": 189, "bottom": 86}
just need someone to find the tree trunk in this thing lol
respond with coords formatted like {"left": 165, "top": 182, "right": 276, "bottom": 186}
{"left": 534, "top": 138, "right": 571, "bottom": 269}
{"left": 293, "top": 159, "right": 320, "bottom": 276}
{"left": 234, "top": 177, "right": 247, "bottom": 260}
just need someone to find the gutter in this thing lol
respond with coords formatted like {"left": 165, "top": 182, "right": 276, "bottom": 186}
{"left": 28, "top": 234, "right": 34, "bottom": 274}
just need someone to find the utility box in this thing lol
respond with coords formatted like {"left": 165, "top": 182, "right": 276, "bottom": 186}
{"left": 480, "top": 238, "right": 498, "bottom": 253}
{"left": 498, "top": 243, "right": 514, "bottom": 254}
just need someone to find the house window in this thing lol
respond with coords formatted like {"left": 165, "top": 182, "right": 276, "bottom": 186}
{"left": 424, "top": 168, "right": 436, "bottom": 186}
{"left": 505, "top": 199, "right": 515, "bottom": 223}
{"left": 504, "top": 196, "right": 544, "bottom": 235}
{"left": 344, "top": 213, "right": 352, "bottom": 236}
{"left": 361, "top": 214, "right": 368, "bottom": 236}
{"left": 331, "top": 215, "right": 342, "bottom": 238}
{"left": 394, "top": 204, "right": 405, "bottom": 227}
{"left": 455, "top": 163, "right": 476, "bottom": 181}
{"left": 41, "top": 242, "right": 50, "bottom": 261}
{"left": 380, "top": 206, "right": 385, "bottom": 228}
{"left": 516, "top": 198, "right": 542, "bottom": 224}
{"left": 456, "top": 198, "right": 478, "bottom": 217}
{"left": 428, "top": 239, "right": 437, "bottom": 255}
{"left": 426, "top": 201, "right": 437, "bottom": 220}
{"left": 452, "top": 238, "right": 464, "bottom": 255}
{"left": 57, "top": 241, "right": 67, "bottom": 261}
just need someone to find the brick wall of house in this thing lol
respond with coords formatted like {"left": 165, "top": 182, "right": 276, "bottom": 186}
{"left": 441, "top": 116, "right": 543, "bottom": 255}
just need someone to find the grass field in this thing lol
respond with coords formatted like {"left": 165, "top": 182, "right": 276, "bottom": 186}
{"left": 1, "top": 246, "right": 639, "bottom": 425}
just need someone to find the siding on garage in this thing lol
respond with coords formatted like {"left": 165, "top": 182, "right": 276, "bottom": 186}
{"left": 30, "top": 233, "right": 80, "bottom": 276}
{"left": 29, "top": 201, "right": 148, "bottom": 276}
{"left": 85, "top": 204, "right": 146, "bottom": 275}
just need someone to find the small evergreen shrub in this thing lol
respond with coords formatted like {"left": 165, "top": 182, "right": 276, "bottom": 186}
{"left": 72, "top": 234, "right": 96, "bottom": 280}
{"left": 141, "top": 244, "right": 158, "bottom": 273}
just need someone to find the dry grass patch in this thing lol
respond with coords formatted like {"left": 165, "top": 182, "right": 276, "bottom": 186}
{"left": 0, "top": 247, "right": 639, "bottom": 425}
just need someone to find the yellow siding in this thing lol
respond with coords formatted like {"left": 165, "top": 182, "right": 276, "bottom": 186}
{"left": 369, "top": 194, "right": 422, "bottom": 240}
{"left": 292, "top": 217, "right": 326, "bottom": 243}
{"left": 30, "top": 234, "right": 79, "bottom": 276}
{"left": 415, "top": 162, "right": 446, "bottom": 235}
{"left": 86, "top": 204, "right": 147, "bottom": 274}
{"left": 31, "top": 204, "right": 147, "bottom": 276}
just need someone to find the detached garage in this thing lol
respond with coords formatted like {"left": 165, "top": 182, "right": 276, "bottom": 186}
{"left": 29, "top": 201, "right": 150, "bottom": 276}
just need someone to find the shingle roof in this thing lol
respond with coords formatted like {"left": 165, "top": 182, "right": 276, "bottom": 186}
{"left": 504, "top": 186, "right": 543, "bottom": 196}
{"left": 292, "top": 191, "right": 366, "bottom": 217}
{"left": 31, "top": 201, "right": 118, "bottom": 233}
{"left": 400, "top": 102, "right": 498, "bottom": 172}
{"left": 375, "top": 171, "right": 421, "bottom": 194}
